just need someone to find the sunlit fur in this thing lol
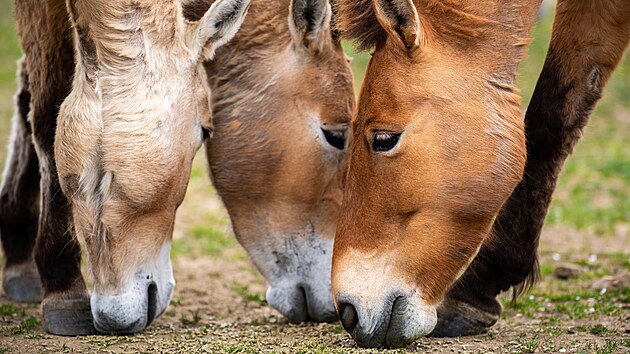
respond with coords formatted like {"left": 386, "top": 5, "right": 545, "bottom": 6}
{"left": 55, "top": 0, "right": 249, "bottom": 333}
{"left": 332, "top": 0, "right": 539, "bottom": 347}
{"left": 332, "top": 0, "right": 630, "bottom": 347}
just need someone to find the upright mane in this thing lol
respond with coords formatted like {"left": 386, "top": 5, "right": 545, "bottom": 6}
{"left": 333, "top": 0, "right": 385, "bottom": 51}
{"left": 334, "top": 0, "right": 537, "bottom": 53}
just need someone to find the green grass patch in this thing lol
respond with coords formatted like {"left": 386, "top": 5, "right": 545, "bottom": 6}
{"left": 9, "top": 315, "right": 39, "bottom": 335}
{"left": 583, "top": 340, "right": 621, "bottom": 354}
{"left": 172, "top": 215, "right": 235, "bottom": 257}
{"left": 505, "top": 287, "right": 627, "bottom": 321}
{"left": 0, "top": 304, "right": 27, "bottom": 317}
{"left": 230, "top": 283, "right": 266, "bottom": 305}
{"left": 179, "top": 311, "right": 202, "bottom": 326}
{"left": 589, "top": 324, "right": 612, "bottom": 335}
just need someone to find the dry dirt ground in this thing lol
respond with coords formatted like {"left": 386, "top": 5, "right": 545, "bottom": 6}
{"left": 0, "top": 156, "right": 628, "bottom": 354}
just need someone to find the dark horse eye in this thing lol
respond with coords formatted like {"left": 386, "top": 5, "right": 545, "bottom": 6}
{"left": 372, "top": 131, "right": 401, "bottom": 152}
{"left": 202, "top": 127, "right": 213, "bottom": 140}
{"left": 322, "top": 129, "right": 346, "bottom": 150}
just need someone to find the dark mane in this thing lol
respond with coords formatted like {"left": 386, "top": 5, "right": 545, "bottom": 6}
{"left": 181, "top": 0, "right": 214, "bottom": 21}
{"left": 334, "top": 0, "right": 534, "bottom": 53}
{"left": 333, "top": 0, "right": 386, "bottom": 51}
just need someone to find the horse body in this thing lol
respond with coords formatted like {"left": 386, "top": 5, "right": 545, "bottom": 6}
{"left": 333, "top": 0, "right": 630, "bottom": 347}
{"left": 191, "top": 0, "right": 355, "bottom": 323}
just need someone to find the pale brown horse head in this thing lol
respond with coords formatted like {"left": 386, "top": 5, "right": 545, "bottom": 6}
{"left": 332, "top": 0, "right": 540, "bottom": 347}
{"left": 202, "top": 0, "right": 354, "bottom": 323}
{"left": 54, "top": 0, "right": 249, "bottom": 333}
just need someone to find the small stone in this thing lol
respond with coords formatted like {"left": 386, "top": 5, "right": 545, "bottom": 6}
{"left": 553, "top": 263, "right": 582, "bottom": 279}
{"left": 591, "top": 272, "right": 630, "bottom": 291}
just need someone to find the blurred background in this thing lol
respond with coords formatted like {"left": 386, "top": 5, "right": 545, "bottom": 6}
{"left": 1, "top": 0, "right": 627, "bottom": 251}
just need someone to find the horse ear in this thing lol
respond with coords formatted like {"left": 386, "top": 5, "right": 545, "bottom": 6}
{"left": 289, "top": 0, "right": 331, "bottom": 53}
{"left": 373, "top": 0, "right": 422, "bottom": 51}
{"left": 193, "top": 0, "right": 251, "bottom": 60}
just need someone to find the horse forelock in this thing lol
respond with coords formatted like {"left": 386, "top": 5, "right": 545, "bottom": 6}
{"left": 334, "top": 0, "right": 386, "bottom": 51}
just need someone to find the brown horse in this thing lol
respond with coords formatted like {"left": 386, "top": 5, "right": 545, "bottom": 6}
{"left": 186, "top": 0, "right": 355, "bottom": 323}
{"left": 1, "top": 0, "right": 249, "bottom": 335}
{"left": 332, "top": 0, "right": 630, "bottom": 347}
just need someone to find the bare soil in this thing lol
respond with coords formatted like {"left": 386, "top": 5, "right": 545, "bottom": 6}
{"left": 0, "top": 163, "right": 628, "bottom": 353}
{"left": 1, "top": 229, "right": 628, "bottom": 353}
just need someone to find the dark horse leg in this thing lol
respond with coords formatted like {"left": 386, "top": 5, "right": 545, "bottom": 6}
{"left": 12, "top": 0, "right": 95, "bottom": 335}
{"left": 432, "top": 0, "right": 630, "bottom": 337}
{"left": 0, "top": 58, "right": 42, "bottom": 303}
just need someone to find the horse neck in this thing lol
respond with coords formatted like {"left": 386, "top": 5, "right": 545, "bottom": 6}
{"left": 70, "top": 0, "right": 182, "bottom": 54}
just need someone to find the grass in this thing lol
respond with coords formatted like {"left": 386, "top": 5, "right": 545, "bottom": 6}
{"left": 172, "top": 215, "right": 236, "bottom": 257}
{"left": 8, "top": 315, "right": 39, "bottom": 335}
{"left": 180, "top": 311, "right": 202, "bottom": 326}
{"left": 0, "top": 303, "right": 26, "bottom": 317}
{"left": 231, "top": 283, "right": 266, "bottom": 305}
{"left": 506, "top": 286, "right": 627, "bottom": 319}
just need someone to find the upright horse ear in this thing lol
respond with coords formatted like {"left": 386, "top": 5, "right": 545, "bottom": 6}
{"left": 373, "top": 0, "right": 422, "bottom": 51}
{"left": 193, "top": 0, "right": 251, "bottom": 60}
{"left": 289, "top": 0, "right": 331, "bottom": 53}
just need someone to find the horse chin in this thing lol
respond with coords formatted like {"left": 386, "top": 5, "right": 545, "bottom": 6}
{"left": 91, "top": 243, "right": 175, "bottom": 334}
{"left": 332, "top": 251, "right": 438, "bottom": 348}
{"left": 336, "top": 288, "right": 437, "bottom": 348}
{"left": 248, "top": 231, "right": 337, "bottom": 323}
{"left": 266, "top": 280, "right": 337, "bottom": 323}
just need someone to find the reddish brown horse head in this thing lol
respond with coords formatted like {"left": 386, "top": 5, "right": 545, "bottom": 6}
{"left": 333, "top": 0, "right": 630, "bottom": 347}
{"left": 332, "top": 0, "right": 539, "bottom": 347}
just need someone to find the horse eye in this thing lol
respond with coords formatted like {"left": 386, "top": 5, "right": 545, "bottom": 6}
{"left": 201, "top": 126, "right": 213, "bottom": 141}
{"left": 322, "top": 129, "right": 346, "bottom": 150}
{"left": 372, "top": 131, "right": 401, "bottom": 152}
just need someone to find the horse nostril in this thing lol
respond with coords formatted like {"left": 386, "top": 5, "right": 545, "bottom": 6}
{"left": 339, "top": 302, "right": 359, "bottom": 333}
{"left": 146, "top": 282, "right": 158, "bottom": 326}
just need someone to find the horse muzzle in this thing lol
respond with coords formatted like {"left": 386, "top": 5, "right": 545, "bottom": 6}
{"left": 336, "top": 290, "right": 437, "bottom": 348}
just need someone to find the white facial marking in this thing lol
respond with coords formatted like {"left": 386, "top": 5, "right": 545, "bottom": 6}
{"left": 91, "top": 242, "right": 174, "bottom": 333}
{"left": 333, "top": 250, "right": 437, "bottom": 339}
{"left": 248, "top": 230, "right": 335, "bottom": 321}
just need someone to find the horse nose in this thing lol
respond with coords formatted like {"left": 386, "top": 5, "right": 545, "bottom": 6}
{"left": 93, "top": 307, "right": 145, "bottom": 334}
{"left": 146, "top": 282, "right": 158, "bottom": 326}
{"left": 338, "top": 301, "right": 359, "bottom": 333}
{"left": 336, "top": 293, "right": 438, "bottom": 348}
{"left": 335, "top": 296, "right": 389, "bottom": 348}
{"left": 283, "top": 286, "right": 309, "bottom": 323}
{"left": 267, "top": 284, "right": 338, "bottom": 323}
{"left": 92, "top": 282, "right": 159, "bottom": 334}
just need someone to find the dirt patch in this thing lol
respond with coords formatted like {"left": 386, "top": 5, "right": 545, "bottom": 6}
{"left": 1, "top": 157, "right": 628, "bottom": 353}
{"left": 1, "top": 228, "right": 629, "bottom": 353}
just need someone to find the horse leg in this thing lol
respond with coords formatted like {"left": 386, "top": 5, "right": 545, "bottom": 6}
{"left": 432, "top": 0, "right": 630, "bottom": 337}
{"left": 14, "top": 0, "right": 95, "bottom": 335}
{"left": 0, "top": 58, "right": 42, "bottom": 303}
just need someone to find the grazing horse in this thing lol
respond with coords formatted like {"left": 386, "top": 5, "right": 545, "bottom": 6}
{"left": 185, "top": 0, "right": 355, "bottom": 323}
{"left": 332, "top": 0, "right": 630, "bottom": 347}
{"left": 0, "top": 0, "right": 249, "bottom": 335}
